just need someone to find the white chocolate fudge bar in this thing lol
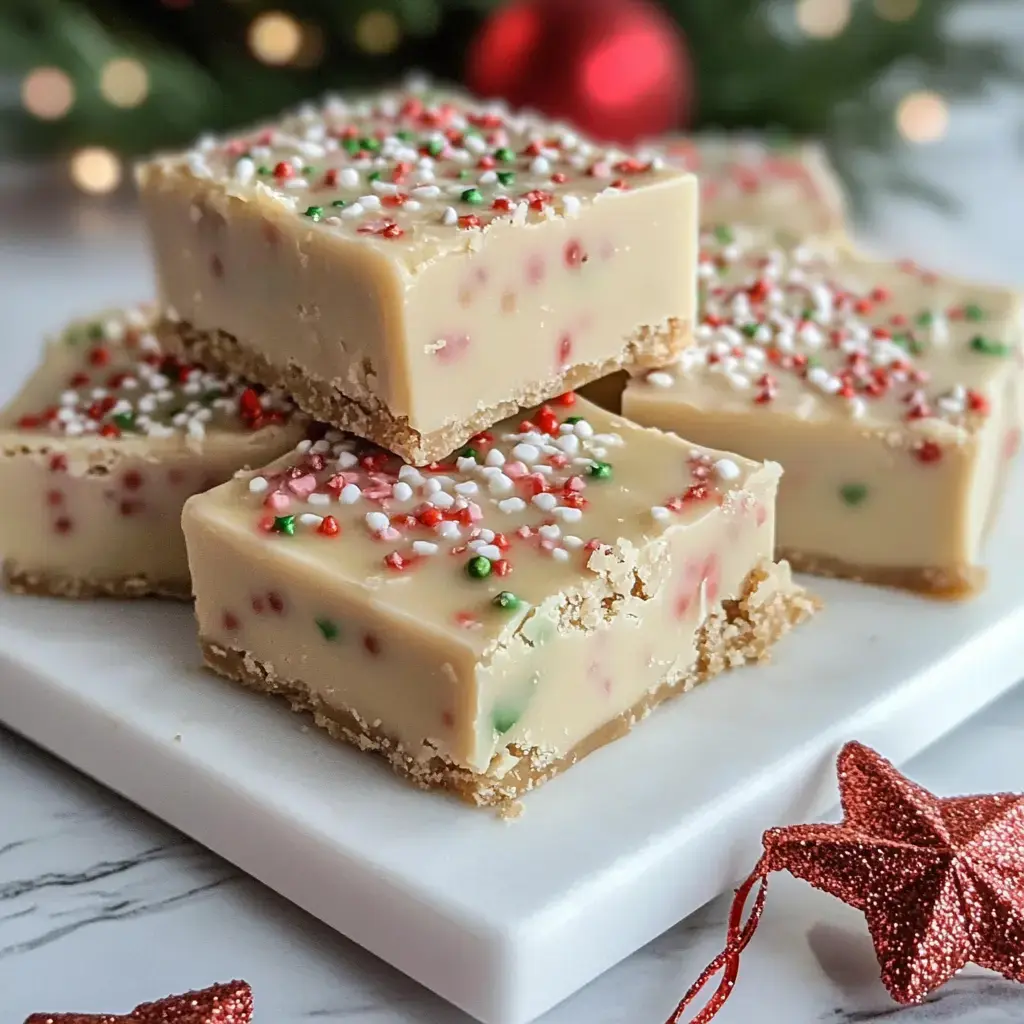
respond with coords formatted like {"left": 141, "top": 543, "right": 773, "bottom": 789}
{"left": 0, "top": 306, "right": 304, "bottom": 598}
{"left": 623, "top": 226, "right": 1022, "bottom": 598}
{"left": 137, "top": 83, "right": 697, "bottom": 464}
{"left": 656, "top": 135, "right": 847, "bottom": 236}
{"left": 182, "top": 396, "right": 815, "bottom": 808}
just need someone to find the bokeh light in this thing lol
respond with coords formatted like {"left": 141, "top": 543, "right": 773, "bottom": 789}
{"left": 896, "top": 91, "right": 949, "bottom": 143}
{"left": 70, "top": 147, "right": 123, "bottom": 194}
{"left": 795, "top": 0, "right": 852, "bottom": 39}
{"left": 248, "top": 12, "right": 303, "bottom": 65}
{"left": 875, "top": 0, "right": 919, "bottom": 21}
{"left": 21, "top": 67, "right": 75, "bottom": 120}
{"left": 100, "top": 58, "right": 150, "bottom": 108}
{"left": 355, "top": 10, "right": 402, "bottom": 55}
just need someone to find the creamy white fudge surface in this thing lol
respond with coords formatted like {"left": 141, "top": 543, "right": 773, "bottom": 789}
{"left": 182, "top": 396, "right": 814, "bottom": 808}
{"left": 138, "top": 82, "right": 698, "bottom": 464}
{"left": 0, "top": 305, "right": 305, "bottom": 598}
{"left": 624, "top": 225, "right": 1022, "bottom": 598}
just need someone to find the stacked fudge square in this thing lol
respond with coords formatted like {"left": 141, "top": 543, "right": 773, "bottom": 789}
{"left": 11, "top": 80, "right": 1015, "bottom": 811}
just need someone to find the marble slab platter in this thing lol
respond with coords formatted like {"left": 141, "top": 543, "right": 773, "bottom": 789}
{"left": 2, "top": 469, "right": 1024, "bottom": 1024}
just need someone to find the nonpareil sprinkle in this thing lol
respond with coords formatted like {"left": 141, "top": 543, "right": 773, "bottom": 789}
{"left": 466, "top": 555, "right": 492, "bottom": 579}
{"left": 492, "top": 591, "right": 521, "bottom": 611}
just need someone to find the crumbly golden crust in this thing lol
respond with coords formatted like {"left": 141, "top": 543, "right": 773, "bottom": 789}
{"left": 779, "top": 548, "right": 984, "bottom": 600}
{"left": 160, "top": 319, "right": 689, "bottom": 465}
{"left": 3, "top": 561, "right": 191, "bottom": 601}
{"left": 199, "top": 561, "right": 818, "bottom": 814}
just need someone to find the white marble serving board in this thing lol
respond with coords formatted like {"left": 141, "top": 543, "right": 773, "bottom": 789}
{"left": 1, "top": 467, "right": 1023, "bottom": 1024}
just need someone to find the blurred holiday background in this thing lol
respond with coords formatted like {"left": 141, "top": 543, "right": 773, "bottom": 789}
{"left": 2, "top": 0, "right": 1023, "bottom": 217}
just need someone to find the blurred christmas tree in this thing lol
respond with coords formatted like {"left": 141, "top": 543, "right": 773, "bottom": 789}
{"left": 3, "top": 0, "right": 1022, "bottom": 210}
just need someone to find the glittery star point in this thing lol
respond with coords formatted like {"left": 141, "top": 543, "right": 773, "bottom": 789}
{"left": 24, "top": 981, "right": 253, "bottom": 1024}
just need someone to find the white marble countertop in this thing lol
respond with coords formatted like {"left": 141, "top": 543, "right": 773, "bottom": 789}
{"left": 3, "top": 31, "right": 1024, "bottom": 1018}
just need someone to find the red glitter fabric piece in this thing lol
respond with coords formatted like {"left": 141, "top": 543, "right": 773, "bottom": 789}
{"left": 24, "top": 980, "right": 253, "bottom": 1024}
{"left": 666, "top": 742, "right": 1024, "bottom": 1022}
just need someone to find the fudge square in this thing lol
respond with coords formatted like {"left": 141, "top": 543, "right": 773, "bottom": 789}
{"left": 0, "top": 305, "right": 304, "bottom": 599}
{"left": 655, "top": 135, "right": 847, "bottom": 237}
{"left": 137, "top": 83, "right": 698, "bottom": 465}
{"left": 623, "top": 225, "right": 1022, "bottom": 599}
{"left": 182, "top": 396, "right": 816, "bottom": 808}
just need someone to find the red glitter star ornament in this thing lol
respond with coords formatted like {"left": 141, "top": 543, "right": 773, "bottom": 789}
{"left": 666, "top": 741, "right": 1024, "bottom": 1023}
{"left": 25, "top": 981, "right": 252, "bottom": 1024}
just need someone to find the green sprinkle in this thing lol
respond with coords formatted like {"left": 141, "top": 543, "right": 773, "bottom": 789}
{"left": 805, "top": 355, "right": 823, "bottom": 369}
{"left": 458, "top": 169, "right": 472, "bottom": 180}
{"left": 257, "top": 165, "right": 271, "bottom": 175}
{"left": 331, "top": 199, "right": 346, "bottom": 208}
{"left": 564, "top": 415, "right": 584, "bottom": 424}
{"left": 492, "top": 591, "right": 521, "bottom": 612}
{"left": 714, "top": 225, "right": 734, "bottom": 244}
{"left": 367, "top": 170, "right": 382, "bottom": 183}
{"left": 342, "top": 138, "right": 361, "bottom": 155}
{"left": 395, "top": 129, "right": 415, "bottom": 142}
{"left": 840, "top": 483, "right": 868, "bottom": 507}
{"left": 302, "top": 165, "right": 315, "bottom": 176}
{"left": 492, "top": 707, "right": 520, "bottom": 735}
{"left": 916, "top": 311, "right": 934, "bottom": 326}
{"left": 359, "top": 136, "right": 381, "bottom": 153}
{"left": 496, "top": 171, "right": 516, "bottom": 186}
{"left": 304, "top": 205, "right": 324, "bottom": 221}
{"left": 112, "top": 412, "right": 135, "bottom": 431}
{"left": 588, "top": 461, "right": 613, "bottom": 480}
{"left": 740, "top": 323, "right": 759, "bottom": 338}
{"left": 273, "top": 515, "right": 296, "bottom": 536}
{"left": 459, "top": 446, "right": 479, "bottom": 460}
{"left": 494, "top": 147, "right": 516, "bottom": 163}
{"left": 970, "top": 335, "right": 1010, "bottom": 357}
{"left": 426, "top": 138, "right": 445, "bottom": 157}
{"left": 461, "top": 188, "right": 484, "bottom": 205}
{"left": 87, "top": 323, "right": 104, "bottom": 340}
{"left": 466, "top": 555, "right": 492, "bottom": 579}
{"left": 964, "top": 303, "right": 985, "bottom": 321}
{"left": 316, "top": 617, "right": 340, "bottom": 641}
{"left": 893, "top": 332, "right": 925, "bottom": 355}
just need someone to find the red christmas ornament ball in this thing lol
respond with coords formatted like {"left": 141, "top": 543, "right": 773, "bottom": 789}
{"left": 465, "top": 0, "right": 692, "bottom": 143}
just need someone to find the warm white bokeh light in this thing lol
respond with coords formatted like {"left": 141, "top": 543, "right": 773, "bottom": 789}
{"left": 248, "top": 12, "right": 303, "bottom": 65}
{"left": 896, "top": 90, "right": 949, "bottom": 143}
{"left": 70, "top": 147, "right": 123, "bottom": 194}
{"left": 795, "top": 0, "right": 852, "bottom": 39}
{"left": 100, "top": 58, "right": 150, "bottom": 108}
{"left": 875, "top": 0, "right": 919, "bottom": 21}
{"left": 21, "top": 67, "right": 75, "bottom": 120}
{"left": 355, "top": 10, "right": 402, "bottom": 55}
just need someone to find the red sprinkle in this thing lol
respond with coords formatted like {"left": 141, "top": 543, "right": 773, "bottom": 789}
{"left": 273, "top": 161, "right": 294, "bottom": 179}
{"left": 492, "top": 559, "right": 512, "bottom": 577}
{"left": 556, "top": 332, "right": 573, "bottom": 369}
{"left": 54, "top": 516, "right": 72, "bottom": 534}
{"left": 555, "top": 391, "right": 577, "bottom": 406}
{"left": 268, "top": 592, "right": 285, "bottom": 613}
{"left": 914, "top": 440, "right": 943, "bottom": 464}
{"left": 222, "top": 611, "right": 240, "bottom": 631}
{"left": 318, "top": 515, "right": 340, "bottom": 536}
{"left": 46, "top": 489, "right": 63, "bottom": 507}
{"left": 123, "top": 470, "right": 144, "bottom": 491}
{"left": 88, "top": 347, "right": 111, "bottom": 367}
{"left": 564, "top": 240, "right": 586, "bottom": 269}
{"left": 49, "top": 454, "right": 68, "bottom": 473}
{"left": 363, "top": 633, "right": 381, "bottom": 656}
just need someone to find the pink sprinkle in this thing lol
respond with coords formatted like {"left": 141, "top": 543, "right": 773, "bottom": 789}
{"left": 265, "top": 491, "right": 291, "bottom": 512}
{"left": 467, "top": 502, "right": 483, "bottom": 522}
{"left": 455, "top": 611, "right": 480, "bottom": 629}
{"left": 548, "top": 454, "right": 569, "bottom": 469}
{"left": 504, "top": 461, "right": 527, "bottom": 480}
{"left": 516, "top": 525, "right": 533, "bottom": 539}
{"left": 381, "top": 527, "right": 401, "bottom": 542}
{"left": 287, "top": 474, "right": 318, "bottom": 497}
{"left": 556, "top": 332, "right": 573, "bottom": 369}
{"left": 434, "top": 333, "right": 471, "bottom": 365}
{"left": 526, "top": 255, "right": 545, "bottom": 285}
{"left": 565, "top": 475, "right": 585, "bottom": 492}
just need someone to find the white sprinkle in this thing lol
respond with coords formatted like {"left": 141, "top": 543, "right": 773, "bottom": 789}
{"left": 562, "top": 194, "right": 581, "bottom": 218}
{"left": 365, "top": 511, "right": 390, "bottom": 534}
{"left": 454, "top": 480, "right": 479, "bottom": 496}
{"left": 371, "top": 180, "right": 399, "bottom": 195}
{"left": 299, "top": 513, "right": 323, "bottom": 527}
{"left": 551, "top": 548, "right": 570, "bottom": 562}
{"left": 398, "top": 465, "right": 425, "bottom": 485}
{"left": 339, "top": 167, "right": 360, "bottom": 188}
{"left": 432, "top": 491, "right": 455, "bottom": 510}
{"left": 553, "top": 506, "right": 582, "bottom": 523}
{"left": 456, "top": 456, "right": 478, "bottom": 473}
{"left": 412, "top": 184, "right": 441, "bottom": 199}
{"left": 422, "top": 478, "right": 441, "bottom": 495}
{"left": 187, "top": 419, "right": 205, "bottom": 441}
{"left": 650, "top": 506, "right": 670, "bottom": 521}
{"left": 310, "top": 439, "right": 330, "bottom": 454}
{"left": 392, "top": 481, "right": 414, "bottom": 502}
{"left": 714, "top": 458, "right": 742, "bottom": 482}
{"left": 477, "top": 544, "right": 502, "bottom": 561}
{"left": 437, "top": 520, "right": 461, "bottom": 540}
{"left": 530, "top": 156, "right": 551, "bottom": 175}
{"left": 485, "top": 448, "right": 506, "bottom": 467}
{"left": 532, "top": 492, "right": 558, "bottom": 511}
{"left": 498, "top": 496, "right": 527, "bottom": 514}
{"left": 413, "top": 540, "right": 439, "bottom": 556}
{"left": 358, "top": 194, "right": 382, "bottom": 210}
{"left": 307, "top": 492, "right": 331, "bottom": 506}
{"left": 339, "top": 483, "right": 362, "bottom": 504}
{"left": 512, "top": 442, "right": 541, "bottom": 463}
{"left": 574, "top": 420, "right": 594, "bottom": 439}
{"left": 336, "top": 451, "right": 358, "bottom": 469}
{"left": 340, "top": 202, "right": 365, "bottom": 219}
{"left": 488, "top": 473, "right": 514, "bottom": 496}
{"left": 538, "top": 524, "right": 562, "bottom": 541}
{"left": 555, "top": 433, "right": 580, "bottom": 455}
{"left": 233, "top": 157, "right": 256, "bottom": 186}
{"left": 248, "top": 476, "right": 269, "bottom": 494}
{"left": 441, "top": 206, "right": 458, "bottom": 226}
{"left": 646, "top": 371, "right": 675, "bottom": 388}
{"left": 562, "top": 535, "right": 584, "bottom": 549}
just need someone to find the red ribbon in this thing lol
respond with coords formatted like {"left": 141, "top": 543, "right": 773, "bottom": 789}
{"left": 664, "top": 858, "right": 770, "bottom": 1024}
